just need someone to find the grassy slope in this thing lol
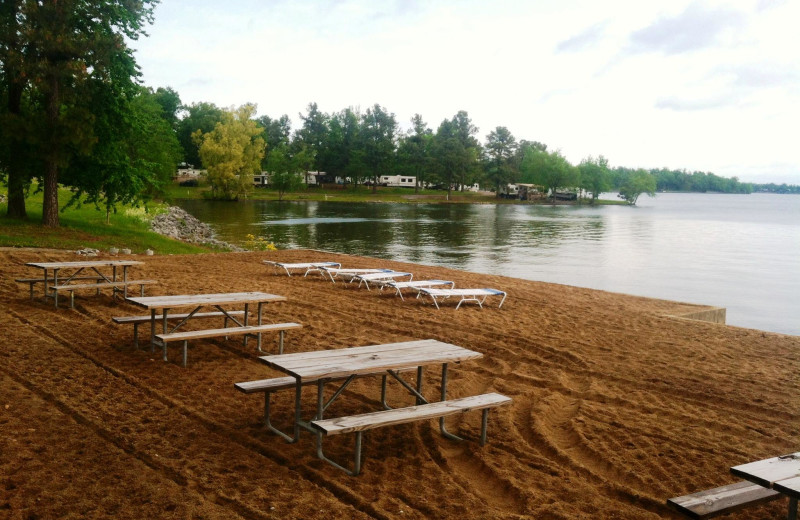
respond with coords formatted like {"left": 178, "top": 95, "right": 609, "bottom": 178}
{"left": 0, "top": 188, "right": 211, "bottom": 254}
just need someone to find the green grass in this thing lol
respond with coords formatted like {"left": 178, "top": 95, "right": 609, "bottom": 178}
{"left": 0, "top": 188, "right": 212, "bottom": 254}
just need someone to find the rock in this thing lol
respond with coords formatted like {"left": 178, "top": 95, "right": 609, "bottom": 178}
{"left": 150, "top": 206, "right": 243, "bottom": 252}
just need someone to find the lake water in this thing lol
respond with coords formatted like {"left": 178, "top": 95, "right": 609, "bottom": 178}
{"left": 175, "top": 193, "right": 800, "bottom": 336}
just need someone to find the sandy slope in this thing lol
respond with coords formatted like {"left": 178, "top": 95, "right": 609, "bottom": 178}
{"left": 1, "top": 248, "right": 798, "bottom": 519}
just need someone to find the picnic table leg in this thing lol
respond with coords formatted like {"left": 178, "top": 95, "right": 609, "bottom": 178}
{"left": 789, "top": 497, "right": 798, "bottom": 520}
{"left": 439, "top": 363, "right": 464, "bottom": 441}
{"left": 162, "top": 309, "right": 170, "bottom": 361}
{"left": 314, "top": 378, "right": 363, "bottom": 476}
{"left": 150, "top": 309, "right": 156, "bottom": 353}
{"left": 256, "top": 302, "right": 264, "bottom": 352}
{"left": 243, "top": 303, "right": 250, "bottom": 347}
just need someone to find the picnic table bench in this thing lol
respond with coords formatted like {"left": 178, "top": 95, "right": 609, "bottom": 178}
{"left": 113, "top": 310, "right": 248, "bottom": 348}
{"left": 156, "top": 322, "right": 301, "bottom": 367}
{"left": 16, "top": 275, "right": 104, "bottom": 299}
{"left": 310, "top": 393, "right": 511, "bottom": 476}
{"left": 667, "top": 480, "right": 781, "bottom": 518}
{"left": 52, "top": 279, "right": 156, "bottom": 309}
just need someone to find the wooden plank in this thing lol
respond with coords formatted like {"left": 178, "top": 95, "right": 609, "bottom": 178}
{"left": 774, "top": 476, "right": 800, "bottom": 499}
{"left": 731, "top": 452, "right": 800, "bottom": 487}
{"left": 311, "top": 393, "right": 511, "bottom": 435}
{"left": 112, "top": 311, "right": 246, "bottom": 324}
{"left": 26, "top": 260, "right": 143, "bottom": 268}
{"left": 260, "top": 340, "right": 482, "bottom": 380}
{"left": 16, "top": 276, "right": 104, "bottom": 284}
{"left": 156, "top": 322, "right": 301, "bottom": 342}
{"left": 667, "top": 481, "right": 781, "bottom": 519}
{"left": 51, "top": 280, "right": 157, "bottom": 291}
{"left": 234, "top": 376, "right": 298, "bottom": 393}
{"left": 126, "top": 292, "right": 286, "bottom": 309}
{"left": 234, "top": 367, "right": 416, "bottom": 394}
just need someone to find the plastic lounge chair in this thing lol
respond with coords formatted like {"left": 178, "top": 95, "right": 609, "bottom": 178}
{"left": 353, "top": 271, "right": 413, "bottom": 290}
{"left": 379, "top": 280, "right": 455, "bottom": 301}
{"left": 263, "top": 260, "right": 341, "bottom": 277}
{"left": 318, "top": 267, "right": 392, "bottom": 283}
{"left": 418, "top": 288, "right": 507, "bottom": 309}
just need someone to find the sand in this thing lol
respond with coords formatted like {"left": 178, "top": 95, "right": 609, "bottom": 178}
{"left": 1, "top": 248, "right": 798, "bottom": 519}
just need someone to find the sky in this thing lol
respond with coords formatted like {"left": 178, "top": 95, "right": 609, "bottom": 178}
{"left": 131, "top": 0, "right": 800, "bottom": 184}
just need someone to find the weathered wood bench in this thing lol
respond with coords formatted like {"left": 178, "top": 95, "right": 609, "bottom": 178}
{"left": 16, "top": 276, "right": 104, "bottom": 300}
{"left": 234, "top": 367, "right": 418, "bottom": 431}
{"left": 113, "top": 311, "right": 247, "bottom": 348}
{"left": 50, "top": 280, "right": 157, "bottom": 309}
{"left": 309, "top": 392, "right": 511, "bottom": 475}
{"left": 667, "top": 480, "right": 781, "bottom": 518}
{"left": 156, "top": 322, "right": 302, "bottom": 367}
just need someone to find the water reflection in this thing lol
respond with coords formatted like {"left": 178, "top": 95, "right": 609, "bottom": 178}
{"left": 174, "top": 195, "right": 800, "bottom": 335}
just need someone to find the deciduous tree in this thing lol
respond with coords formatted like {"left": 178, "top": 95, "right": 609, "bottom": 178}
{"left": 194, "top": 104, "right": 265, "bottom": 200}
{"left": 618, "top": 168, "right": 656, "bottom": 205}
{"left": 578, "top": 155, "right": 611, "bottom": 204}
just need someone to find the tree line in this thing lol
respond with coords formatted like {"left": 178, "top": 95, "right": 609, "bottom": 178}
{"left": 2, "top": 1, "right": 794, "bottom": 229}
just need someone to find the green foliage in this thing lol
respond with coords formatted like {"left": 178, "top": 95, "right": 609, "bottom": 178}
{"left": 396, "top": 114, "right": 433, "bottom": 193}
{"left": 432, "top": 111, "right": 480, "bottom": 198}
{"left": 177, "top": 102, "right": 225, "bottom": 168}
{"left": 484, "top": 126, "right": 519, "bottom": 196}
{"left": 194, "top": 104, "right": 265, "bottom": 200}
{"left": 520, "top": 146, "right": 579, "bottom": 201}
{"left": 361, "top": 104, "right": 398, "bottom": 191}
{"left": 618, "top": 169, "right": 656, "bottom": 205}
{"left": 62, "top": 85, "right": 182, "bottom": 222}
{"left": 579, "top": 155, "right": 611, "bottom": 203}
{"left": 0, "top": 0, "right": 158, "bottom": 227}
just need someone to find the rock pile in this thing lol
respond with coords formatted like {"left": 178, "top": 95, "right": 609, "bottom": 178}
{"left": 150, "top": 206, "right": 243, "bottom": 252}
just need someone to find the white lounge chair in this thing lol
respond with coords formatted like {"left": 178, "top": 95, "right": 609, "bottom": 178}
{"left": 264, "top": 260, "right": 341, "bottom": 277}
{"left": 378, "top": 280, "right": 455, "bottom": 301}
{"left": 418, "top": 288, "right": 507, "bottom": 309}
{"left": 352, "top": 271, "right": 413, "bottom": 290}
{"left": 319, "top": 267, "right": 393, "bottom": 283}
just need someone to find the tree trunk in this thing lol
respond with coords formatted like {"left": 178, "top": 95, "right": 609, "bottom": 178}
{"left": 3, "top": 0, "right": 27, "bottom": 219}
{"left": 5, "top": 82, "right": 27, "bottom": 219}
{"left": 42, "top": 74, "right": 61, "bottom": 228}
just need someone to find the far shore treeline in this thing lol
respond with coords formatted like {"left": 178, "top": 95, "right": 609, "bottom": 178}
{"left": 1, "top": 2, "right": 797, "bottom": 229}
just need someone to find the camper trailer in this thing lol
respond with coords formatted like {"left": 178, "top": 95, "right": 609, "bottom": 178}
{"left": 378, "top": 175, "right": 416, "bottom": 188}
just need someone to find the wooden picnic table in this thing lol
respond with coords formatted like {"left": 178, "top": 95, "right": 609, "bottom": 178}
{"left": 258, "top": 339, "right": 483, "bottom": 444}
{"left": 731, "top": 452, "right": 800, "bottom": 520}
{"left": 25, "top": 259, "right": 145, "bottom": 308}
{"left": 126, "top": 292, "right": 287, "bottom": 354}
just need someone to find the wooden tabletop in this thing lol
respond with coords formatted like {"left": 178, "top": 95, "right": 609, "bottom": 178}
{"left": 731, "top": 452, "right": 800, "bottom": 490}
{"left": 259, "top": 339, "right": 482, "bottom": 381}
{"left": 126, "top": 292, "right": 286, "bottom": 310}
{"left": 27, "top": 260, "right": 143, "bottom": 269}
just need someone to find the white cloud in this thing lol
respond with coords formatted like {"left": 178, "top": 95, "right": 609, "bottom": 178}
{"left": 131, "top": 0, "right": 800, "bottom": 184}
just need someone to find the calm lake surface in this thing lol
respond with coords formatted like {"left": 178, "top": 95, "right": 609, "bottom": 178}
{"left": 176, "top": 193, "right": 800, "bottom": 336}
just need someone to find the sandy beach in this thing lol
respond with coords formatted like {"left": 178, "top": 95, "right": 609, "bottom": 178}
{"left": 1, "top": 248, "right": 798, "bottom": 519}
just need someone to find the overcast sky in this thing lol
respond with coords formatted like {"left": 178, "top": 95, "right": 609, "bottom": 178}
{"left": 131, "top": 0, "right": 800, "bottom": 184}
